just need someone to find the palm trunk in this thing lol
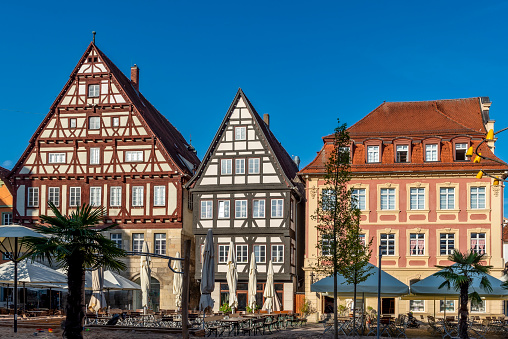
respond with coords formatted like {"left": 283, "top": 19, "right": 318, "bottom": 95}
{"left": 64, "top": 253, "right": 85, "bottom": 339}
{"left": 458, "top": 284, "right": 469, "bottom": 339}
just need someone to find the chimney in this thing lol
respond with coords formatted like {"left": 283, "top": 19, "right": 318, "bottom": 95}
{"left": 263, "top": 114, "right": 270, "bottom": 129}
{"left": 131, "top": 64, "right": 139, "bottom": 91}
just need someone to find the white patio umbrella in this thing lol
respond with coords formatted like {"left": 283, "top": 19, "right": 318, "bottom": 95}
{"left": 262, "top": 260, "right": 281, "bottom": 313}
{"left": 248, "top": 252, "right": 257, "bottom": 311}
{"left": 172, "top": 251, "right": 183, "bottom": 309}
{"left": 140, "top": 241, "right": 151, "bottom": 309}
{"left": 226, "top": 241, "right": 238, "bottom": 311}
{"left": 199, "top": 229, "right": 215, "bottom": 312}
{"left": 103, "top": 270, "right": 141, "bottom": 291}
{"left": 88, "top": 267, "right": 106, "bottom": 312}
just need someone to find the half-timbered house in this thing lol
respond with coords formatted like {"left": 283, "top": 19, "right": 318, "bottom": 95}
{"left": 186, "top": 89, "right": 305, "bottom": 312}
{"left": 6, "top": 41, "right": 200, "bottom": 310}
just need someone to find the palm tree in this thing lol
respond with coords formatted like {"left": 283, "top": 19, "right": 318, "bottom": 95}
{"left": 23, "top": 202, "right": 126, "bottom": 339}
{"left": 434, "top": 250, "right": 492, "bottom": 339}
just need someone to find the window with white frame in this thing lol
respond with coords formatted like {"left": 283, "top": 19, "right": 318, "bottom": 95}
{"left": 410, "top": 233, "right": 425, "bottom": 256}
{"left": 396, "top": 145, "right": 409, "bottom": 162}
{"left": 248, "top": 158, "right": 260, "bottom": 174}
{"left": 218, "top": 200, "right": 230, "bottom": 218}
{"left": 351, "top": 188, "right": 366, "bottom": 210}
{"left": 440, "top": 233, "right": 455, "bottom": 255}
{"left": 132, "top": 186, "right": 144, "bottom": 206}
{"left": 271, "top": 199, "right": 283, "bottom": 218}
{"left": 236, "top": 245, "right": 248, "bottom": 263}
{"left": 90, "top": 187, "right": 102, "bottom": 206}
{"left": 88, "top": 84, "right": 100, "bottom": 97}
{"left": 201, "top": 200, "right": 213, "bottom": 219}
{"left": 132, "top": 234, "right": 144, "bottom": 252}
{"left": 89, "top": 148, "right": 100, "bottom": 165}
{"left": 470, "top": 187, "right": 486, "bottom": 209}
{"left": 110, "top": 233, "right": 122, "bottom": 249}
{"left": 425, "top": 144, "right": 438, "bottom": 161}
{"left": 235, "top": 200, "right": 247, "bottom": 218}
{"left": 322, "top": 189, "right": 336, "bottom": 211}
{"left": 112, "top": 117, "right": 120, "bottom": 127}
{"left": 471, "top": 299, "right": 485, "bottom": 313}
{"left": 48, "top": 187, "right": 60, "bottom": 207}
{"left": 70, "top": 118, "right": 77, "bottom": 128}
{"left": 235, "top": 159, "right": 245, "bottom": 174}
{"left": 440, "top": 188, "right": 455, "bottom": 210}
{"left": 235, "top": 126, "right": 246, "bottom": 140}
{"left": 153, "top": 186, "right": 166, "bottom": 206}
{"left": 154, "top": 233, "right": 166, "bottom": 255}
{"left": 254, "top": 245, "right": 266, "bottom": 263}
{"left": 471, "top": 233, "right": 486, "bottom": 255}
{"left": 125, "top": 151, "right": 143, "bottom": 162}
{"left": 380, "top": 188, "right": 396, "bottom": 210}
{"left": 359, "top": 234, "right": 366, "bottom": 246}
{"left": 410, "top": 300, "right": 425, "bottom": 312}
{"left": 321, "top": 234, "right": 333, "bottom": 256}
{"left": 1, "top": 213, "right": 12, "bottom": 225}
{"left": 271, "top": 245, "right": 284, "bottom": 263}
{"left": 110, "top": 187, "right": 122, "bottom": 207}
{"left": 410, "top": 188, "right": 425, "bottom": 210}
{"left": 253, "top": 199, "right": 265, "bottom": 218}
{"left": 69, "top": 187, "right": 81, "bottom": 207}
{"left": 88, "top": 116, "right": 100, "bottom": 130}
{"left": 48, "top": 153, "right": 66, "bottom": 163}
{"left": 455, "top": 143, "right": 468, "bottom": 161}
{"left": 380, "top": 233, "right": 395, "bottom": 255}
{"left": 221, "top": 159, "right": 232, "bottom": 175}
{"left": 440, "top": 300, "right": 455, "bottom": 313}
{"left": 367, "top": 145, "right": 379, "bottom": 163}
{"left": 28, "top": 187, "right": 39, "bottom": 207}
{"left": 218, "top": 244, "right": 230, "bottom": 263}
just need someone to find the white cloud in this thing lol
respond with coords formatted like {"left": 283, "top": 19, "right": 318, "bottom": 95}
{"left": 1, "top": 160, "right": 13, "bottom": 169}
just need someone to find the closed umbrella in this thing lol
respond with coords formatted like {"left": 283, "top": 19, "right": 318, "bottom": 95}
{"left": 199, "top": 229, "right": 215, "bottom": 312}
{"left": 88, "top": 267, "right": 106, "bottom": 312}
{"left": 226, "top": 241, "right": 238, "bottom": 311}
{"left": 172, "top": 251, "right": 183, "bottom": 309}
{"left": 140, "top": 241, "right": 151, "bottom": 309}
{"left": 248, "top": 252, "right": 257, "bottom": 311}
{"left": 262, "top": 260, "right": 281, "bottom": 312}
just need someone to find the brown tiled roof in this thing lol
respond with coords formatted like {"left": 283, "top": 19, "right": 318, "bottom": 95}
{"left": 503, "top": 224, "right": 508, "bottom": 242}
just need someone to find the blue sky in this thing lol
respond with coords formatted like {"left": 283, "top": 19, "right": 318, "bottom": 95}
{"left": 2, "top": 1, "right": 508, "bottom": 211}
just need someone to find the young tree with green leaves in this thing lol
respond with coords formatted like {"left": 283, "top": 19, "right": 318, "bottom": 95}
{"left": 23, "top": 202, "right": 126, "bottom": 339}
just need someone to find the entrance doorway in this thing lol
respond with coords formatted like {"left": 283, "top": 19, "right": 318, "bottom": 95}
{"left": 381, "top": 298, "right": 395, "bottom": 315}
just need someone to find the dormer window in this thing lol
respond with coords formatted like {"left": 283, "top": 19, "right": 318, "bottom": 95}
{"left": 396, "top": 145, "right": 408, "bottom": 162}
{"left": 367, "top": 146, "right": 379, "bottom": 163}
{"left": 455, "top": 143, "right": 468, "bottom": 161}
{"left": 88, "top": 84, "right": 100, "bottom": 98}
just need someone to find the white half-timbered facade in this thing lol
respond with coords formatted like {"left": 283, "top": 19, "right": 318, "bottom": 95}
{"left": 186, "top": 89, "right": 305, "bottom": 312}
{"left": 7, "top": 42, "right": 200, "bottom": 310}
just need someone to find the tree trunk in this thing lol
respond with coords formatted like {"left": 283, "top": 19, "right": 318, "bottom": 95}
{"left": 458, "top": 284, "right": 469, "bottom": 339}
{"left": 63, "top": 253, "right": 85, "bottom": 339}
{"left": 352, "top": 269, "right": 357, "bottom": 334}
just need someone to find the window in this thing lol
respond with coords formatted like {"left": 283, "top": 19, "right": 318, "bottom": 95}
{"left": 28, "top": 187, "right": 39, "bottom": 207}
{"left": 132, "top": 234, "right": 144, "bottom": 252}
{"left": 339, "top": 147, "right": 350, "bottom": 163}
{"left": 440, "top": 188, "right": 455, "bottom": 210}
{"left": 425, "top": 144, "right": 438, "bottom": 161}
{"left": 248, "top": 158, "right": 260, "bottom": 174}
{"left": 221, "top": 159, "right": 232, "bottom": 175}
{"left": 351, "top": 189, "right": 366, "bottom": 210}
{"left": 380, "top": 188, "right": 396, "bottom": 210}
{"left": 88, "top": 116, "right": 100, "bottom": 130}
{"left": 235, "top": 159, "right": 245, "bottom": 174}
{"left": 440, "top": 300, "right": 455, "bottom": 313}
{"left": 455, "top": 143, "right": 468, "bottom": 161}
{"left": 235, "top": 126, "right": 246, "bottom": 140}
{"left": 154, "top": 234, "right": 166, "bottom": 255}
{"left": 440, "top": 233, "right": 455, "bottom": 255}
{"left": 90, "top": 187, "right": 102, "bottom": 206}
{"left": 1, "top": 213, "right": 12, "bottom": 225}
{"left": 236, "top": 245, "right": 248, "bottom": 263}
{"left": 471, "top": 299, "right": 485, "bottom": 313}
{"left": 367, "top": 145, "right": 379, "bottom": 163}
{"left": 48, "top": 153, "right": 66, "bottom": 163}
{"left": 235, "top": 200, "right": 247, "bottom": 218}
{"left": 380, "top": 234, "right": 395, "bottom": 255}
{"left": 396, "top": 145, "right": 408, "bottom": 162}
{"left": 471, "top": 233, "right": 486, "bottom": 255}
{"left": 110, "top": 187, "right": 122, "bottom": 207}
{"left": 218, "top": 200, "right": 230, "bottom": 218}
{"left": 112, "top": 117, "right": 120, "bottom": 127}
{"left": 153, "top": 186, "right": 166, "bottom": 206}
{"left": 359, "top": 234, "right": 366, "bottom": 247}
{"left": 218, "top": 244, "right": 230, "bottom": 263}
{"left": 410, "top": 188, "right": 425, "bottom": 210}
{"left": 125, "top": 151, "right": 143, "bottom": 162}
{"left": 69, "top": 187, "right": 81, "bottom": 207}
{"left": 409, "top": 233, "right": 425, "bottom": 256}
{"left": 271, "top": 245, "right": 284, "bottom": 263}
{"left": 321, "top": 234, "right": 333, "bottom": 256}
{"left": 110, "top": 234, "right": 122, "bottom": 249}
{"left": 470, "top": 187, "right": 486, "bottom": 209}
{"left": 48, "top": 187, "right": 60, "bottom": 207}
{"left": 410, "top": 300, "right": 424, "bottom": 312}
{"left": 88, "top": 84, "right": 100, "bottom": 97}
{"left": 201, "top": 201, "right": 213, "bottom": 219}
{"left": 322, "top": 189, "right": 336, "bottom": 211}
{"left": 271, "top": 199, "right": 283, "bottom": 218}
{"left": 132, "top": 186, "right": 144, "bottom": 206}
{"left": 253, "top": 199, "right": 265, "bottom": 218}
{"left": 254, "top": 245, "right": 266, "bottom": 263}
{"left": 89, "top": 148, "right": 100, "bottom": 165}
{"left": 70, "top": 118, "right": 77, "bottom": 128}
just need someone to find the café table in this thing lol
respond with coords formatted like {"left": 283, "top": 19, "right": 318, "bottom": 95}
{"left": 221, "top": 317, "right": 244, "bottom": 336}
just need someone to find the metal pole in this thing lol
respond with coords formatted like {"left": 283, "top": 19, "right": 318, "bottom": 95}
{"left": 376, "top": 245, "right": 382, "bottom": 339}
{"left": 14, "top": 237, "right": 18, "bottom": 333}
{"left": 182, "top": 239, "right": 191, "bottom": 339}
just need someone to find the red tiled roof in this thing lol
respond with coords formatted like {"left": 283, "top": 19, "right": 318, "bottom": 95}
{"left": 503, "top": 225, "right": 508, "bottom": 242}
